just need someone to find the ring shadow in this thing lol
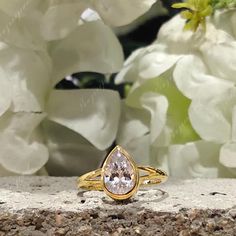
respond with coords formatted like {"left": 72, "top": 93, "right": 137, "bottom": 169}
{"left": 78, "top": 188, "right": 169, "bottom": 206}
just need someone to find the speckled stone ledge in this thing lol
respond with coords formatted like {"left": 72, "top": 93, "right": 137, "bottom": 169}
{"left": 0, "top": 177, "right": 236, "bottom": 235}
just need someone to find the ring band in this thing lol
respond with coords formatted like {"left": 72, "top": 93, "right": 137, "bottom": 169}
{"left": 77, "top": 145, "right": 168, "bottom": 201}
{"left": 78, "top": 166, "right": 167, "bottom": 190}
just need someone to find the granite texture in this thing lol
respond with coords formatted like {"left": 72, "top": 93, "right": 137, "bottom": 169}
{"left": 0, "top": 177, "right": 235, "bottom": 235}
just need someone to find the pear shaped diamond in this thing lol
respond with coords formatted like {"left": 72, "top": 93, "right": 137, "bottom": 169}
{"left": 103, "top": 146, "right": 137, "bottom": 195}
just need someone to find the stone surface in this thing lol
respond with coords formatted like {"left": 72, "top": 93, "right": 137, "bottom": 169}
{"left": 103, "top": 147, "right": 136, "bottom": 195}
{"left": 0, "top": 177, "right": 236, "bottom": 235}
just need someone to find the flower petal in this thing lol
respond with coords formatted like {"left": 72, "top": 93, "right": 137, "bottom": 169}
{"left": 47, "top": 89, "right": 121, "bottom": 150}
{"left": 168, "top": 141, "right": 229, "bottom": 178}
{"left": 50, "top": 20, "right": 124, "bottom": 85}
{"left": 119, "top": 134, "right": 151, "bottom": 166}
{"left": 140, "top": 92, "right": 168, "bottom": 143}
{"left": 91, "top": 0, "right": 156, "bottom": 26}
{"left": 43, "top": 120, "right": 106, "bottom": 176}
{"left": 213, "top": 10, "right": 236, "bottom": 39}
{"left": 138, "top": 46, "right": 182, "bottom": 80}
{"left": 116, "top": 102, "right": 149, "bottom": 146}
{"left": 0, "top": 111, "right": 46, "bottom": 139}
{"left": 0, "top": 165, "right": 16, "bottom": 176}
{"left": 0, "top": 44, "right": 51, "bottom": 112}
{"left": 173, "top": 54, "right": 234, "bottom": 99}
{"left": 0, "top": 163, "right": 48, "bottom": 176}
{"left": 200, "top": 25, "right": 236, "bottom": 83}
{"left": 0, "top": 0, "right": 43, "bottom": 16}
{"left": 220, "top": 142, "right": 236, "bottom": 169}
{"left": 232, "top": 106, "right": 236, "bottom": 141}
{"left": 115, "top": 47, "right": 148, "bottom": 84}
{"left": 189, "top": 85, "right": 236, "bottom": 143}
{"left": 126, "top": 74, "right": 199, "bottom": 144}
{"left": 40, "top": 3, "right": 86, "bottom": 41}
{"left": 117, "top": 96, "right": 168, "bottom": 165}
{"left": 0, "top": 6, "right": 46, "bottom": 50}
{"left": 0, "top": 76, "right": 11, "bottom": 116}
{"left": 158, "top": 14, "right": 195, "bottom": 53}
{"left": 189, "top": 104, "right": 229, "bottom": 143}
{"left": 0, "top": 131, "right": 48, "bottom": 175}
{"left": 115, "top": 44, "right": 181, "bottom": 85}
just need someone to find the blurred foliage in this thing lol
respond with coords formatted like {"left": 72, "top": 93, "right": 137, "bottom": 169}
{"left": 172, "top": 0, "right": 236, "bottom": 31}
{"left": 211, "top": 0, "right": 236, "bottom": 8}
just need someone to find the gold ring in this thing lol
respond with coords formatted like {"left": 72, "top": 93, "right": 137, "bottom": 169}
{"left": 77, "top": 145, "right": 168, "bottom": 201}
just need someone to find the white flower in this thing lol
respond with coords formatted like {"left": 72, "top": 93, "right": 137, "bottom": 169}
{"left": 116, "top": 10, "right": 236, "bottom": 178}
{"left": 0, "top": 0, "right": 155, "bottom": 175}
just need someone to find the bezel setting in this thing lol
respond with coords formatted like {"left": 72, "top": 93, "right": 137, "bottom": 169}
{"left": 101, "top": 145, "right": 139, "bottom": 201}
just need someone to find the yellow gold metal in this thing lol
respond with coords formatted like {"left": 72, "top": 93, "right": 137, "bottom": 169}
{"left": 78, "top": 167, "right": 168, "bottom": 190}
{"left": 77, "top": 145, "right": 168, "bottom": 201}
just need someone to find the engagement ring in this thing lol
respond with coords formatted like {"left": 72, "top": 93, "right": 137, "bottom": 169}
{"left": 78, "top": 145, "right": 168, "bottom": 201}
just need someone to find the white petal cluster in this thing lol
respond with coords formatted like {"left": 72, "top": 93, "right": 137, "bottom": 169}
{"left": 116, "top": 10, "right": 236, "bottom": 177}
{"left": 0, "top": 0, "right": 156, "bottom": 175}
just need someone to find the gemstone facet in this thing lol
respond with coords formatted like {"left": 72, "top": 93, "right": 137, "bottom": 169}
{"left": 103, "top": 146, "right": 136, "bottom": 195}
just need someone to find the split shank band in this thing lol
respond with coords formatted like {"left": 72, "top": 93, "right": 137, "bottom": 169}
{"left": 78, "top": 166, "right": 168, "bottom": 191}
